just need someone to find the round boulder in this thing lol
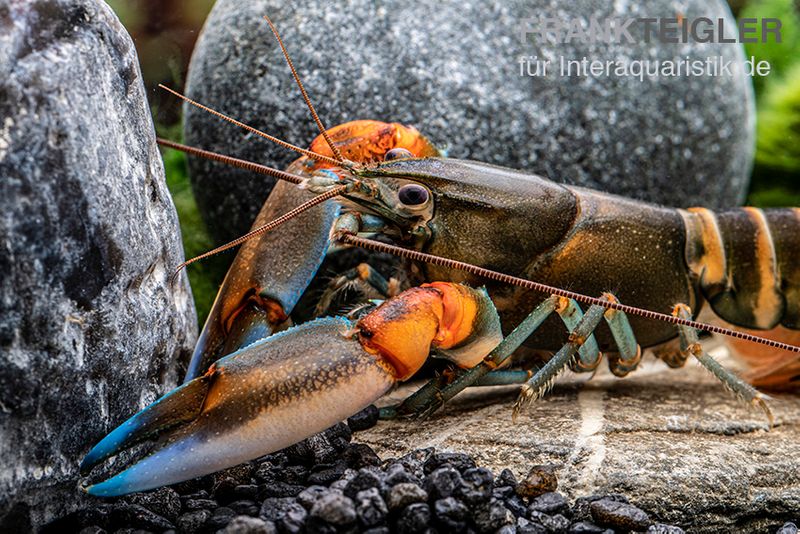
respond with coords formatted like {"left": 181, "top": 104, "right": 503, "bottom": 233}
{"left": 0, "top": 0, "right": 196, "bottom": 528}
{"left": 184, "top": 0, "right": 754, "bottom": 244}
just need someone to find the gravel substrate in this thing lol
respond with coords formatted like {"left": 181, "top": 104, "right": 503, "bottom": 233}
{"left": 46, "top": 406, "right": 794, "bottom": 533}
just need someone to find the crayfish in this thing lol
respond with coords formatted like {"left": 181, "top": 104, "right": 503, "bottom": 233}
{"left": 81, "top": 16, "right": 800, "bottom": 497}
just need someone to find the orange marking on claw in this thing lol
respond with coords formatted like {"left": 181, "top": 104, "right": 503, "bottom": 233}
{"left": 423, "top": 282, "right": 479, "bottom": 350}
{"left": 223, "top": 297, "right": 288, "bottom": 335}
{"left": 356, "top": 286, "right": 443, "bottom": 381}
{"left": 355, "top": 283, "right": 484, "bottom": 380}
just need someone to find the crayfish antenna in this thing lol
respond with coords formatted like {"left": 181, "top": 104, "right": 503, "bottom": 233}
{"left": 158, "top": 84, "right": 342, "bottom": 168}
{"left": 336, "top": 234, "right": 800, "bottom": 355}
{"left": 262, "top": 15, "right": 346, "bottom": 164}
{"left": 170, "top": 184, "right": 348, "bottom": 278}
{"left": 156, "top": 138, "right": 308, "bottom": 185}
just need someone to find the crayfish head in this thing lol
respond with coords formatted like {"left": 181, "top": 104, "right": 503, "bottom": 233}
{"left": 355, "top": 283, "right": 503, "bottom": 381}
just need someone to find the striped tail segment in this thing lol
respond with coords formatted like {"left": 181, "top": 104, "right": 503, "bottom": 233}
{"left": 680, "top": 207, "right": 800, "bottom": 388}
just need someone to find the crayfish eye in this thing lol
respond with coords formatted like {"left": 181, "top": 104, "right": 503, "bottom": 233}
{"left": 384, "top": 148, "right": 413, "bottom": 161}
{"left": 397, "top": 184, "right": 429, "bottom": 206}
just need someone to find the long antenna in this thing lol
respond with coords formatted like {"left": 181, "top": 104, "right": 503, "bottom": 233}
{"left": 158, "top": 138, "right": 307, "bottom": 185}
{"left": 263, "top": 15, "right": 345, "bottom": 163}
{"left": 171, "top": 185, "right": 347, "bottom": 282}
{"left": 338, "top": 233, "right": 800, "bottom": 354}
{"left": 159, "top": 84, "right": 342, "bottom": 168}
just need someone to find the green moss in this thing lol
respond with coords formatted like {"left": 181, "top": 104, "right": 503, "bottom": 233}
{"left": 747, "top": 61, "right": 800, "bottom": 206}
{"left": 747, "top": 185, "right": 800, "bottom": 207}
{"left": 741, "top": 0, "right": 800, "bottom": 205}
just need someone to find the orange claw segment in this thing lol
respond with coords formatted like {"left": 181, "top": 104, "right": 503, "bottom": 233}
{"left": 355, "top": 282, "right": 490, "bottom": 381}
{"left": 424, "top": 282, "right": 480, "bottom": 350}
{"left": 356, "top": 286, "right": 444, "bottom": 381}
{"left": 296, "top": 120, "right": 440, "bottom": 171}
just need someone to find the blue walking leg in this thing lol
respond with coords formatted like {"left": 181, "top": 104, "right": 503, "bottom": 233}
{"left": 556, "top": 297, "right": 602, "bottom": 372}
{"left": 513, "top": 301, "right": 607, "bottom": 418}
{"left": 474, "top": 369, "right": 535, "bottom": 386}
{"left": 672, "top": 303, "right": 773, "bottom": 426}
{"left": 601, "top": 292, "right": 642, "bottom": 377}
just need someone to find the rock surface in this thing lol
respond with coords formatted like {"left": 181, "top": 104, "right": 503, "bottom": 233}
{"left": 46, "top": 421, "right": 686, "bottom": 533}
{"left": 184, "top": 0, "right": 754, "bottom": 243}
{"left": 358, "top": 344, "right": 800, "bottom": 533}
{"left": 0, "top": 0, "right": 196, "bottom": 529}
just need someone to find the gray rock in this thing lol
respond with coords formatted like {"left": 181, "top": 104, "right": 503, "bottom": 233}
{"left": 423, "top": 467, "right": 463, "bottom": 501}
{"left": 0, "top": 0, "right": 196, "bottom": 529}
{"left": 123, "top": 487, "right": 182, "bottom": 522}
{"left": 184, "top": 498, "right": 218, "bottom": 511}
{"left": 647, "top": 524, "right": 686, "bottom": 534}
{"left": 220, "top": 515, "right": 278, "bottom": 534}
{"left": 528, "top": 491, "right": 568, "bottom": 515}
{"left": 278, "top": 502, "right": 307, "bottom": 533}
{"left": 309, "top": 492, "right": 357, "bottom": 526}
{"left": 387, "top": 483, "right": 428, "bottom": 511}
{"left": 184, "top": 0, "right": 753, "bottom": 244}
{"left": 776, "top": 523, "right": 799, "bottom": 534}
{"left": 355, "top": 487, "right": 388, "bottom": 528}
{"left": 109, "top": 503, "right": 175, "bottom": 531}
{"left": 296, "top": 485, "right": 331, "bottom": 510}
{"left": 474, "top": 499, "right": 515, "bottom": 532}
{"left": 590, "top": 498, "right": 652, "bottom": 531}
{"left": 258, "top": 497, "right": 296, "bottom": 522}
{"left": 177, "top": 509, "right": 212, "bottom": 534}
{"left": 395, "top": 502, "right": 431, "bottom": 534}
{"left": 433, "top": 497, "right": 469, "bottom": 532}
{"left": 358, "top": 346, "right": 800, "bottom": 533}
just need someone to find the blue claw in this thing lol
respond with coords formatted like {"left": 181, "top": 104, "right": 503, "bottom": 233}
{"left": 82, "top": 319, "right": 395, "bottom": 497}
{"left": 80, "top": 373, "right": 211, "bottom": 476}
{"left": 185, "top": 181, "right": 341, "bottom": 381}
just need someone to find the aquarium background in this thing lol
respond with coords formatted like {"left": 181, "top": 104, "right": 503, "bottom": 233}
{"left": 107, "top": 0, "right": 800, "bottom": 325}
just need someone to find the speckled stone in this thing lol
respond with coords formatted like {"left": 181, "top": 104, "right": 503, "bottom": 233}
{"left": 0, "top": 0, "right": 195, "bottom": 529}
{"left": 184, "top": 0, "right": 754, "bottom": 243}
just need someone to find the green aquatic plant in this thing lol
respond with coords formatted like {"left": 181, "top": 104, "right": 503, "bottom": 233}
{"left": 747, "top": 61, "right": 800, "bottom": 207}
{"left": 740, "top": 0, "right": 800, "bottom": 92}
{"left": 755, "top": 63, "right": 800, "bottom": 173}
{"left": 740, "top": 0, "right": 800, "bottom": 206}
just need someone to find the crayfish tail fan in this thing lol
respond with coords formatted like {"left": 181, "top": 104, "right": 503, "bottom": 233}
{"left": 730, "top": 326, "right": 800, "bottom": 390}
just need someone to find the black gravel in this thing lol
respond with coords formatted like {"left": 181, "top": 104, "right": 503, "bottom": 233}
{"left": 48, "top": 410, "right": 709, "bottom": 533}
